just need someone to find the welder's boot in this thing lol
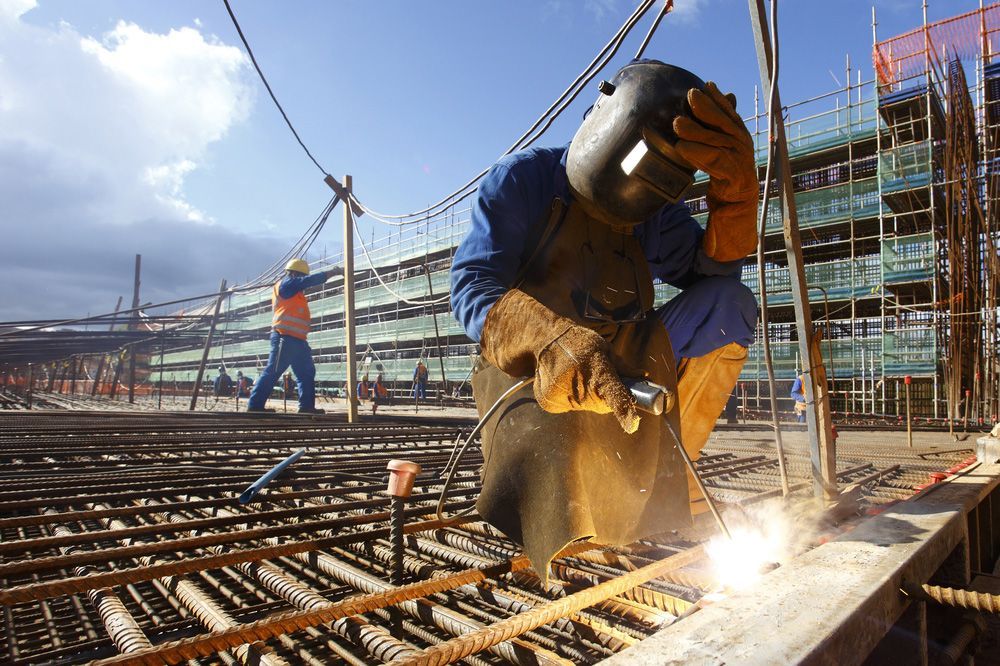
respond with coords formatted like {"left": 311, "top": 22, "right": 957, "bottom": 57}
{"left": 677, "top": 341, "right": 748, "bottom": 514}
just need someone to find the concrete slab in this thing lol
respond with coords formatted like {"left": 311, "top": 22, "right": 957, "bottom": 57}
{"left": 602, "top": 463, "right": 1000, "bottom": 666}
{"left": 978, "top": 436, "right": 1000, "bottom": 464}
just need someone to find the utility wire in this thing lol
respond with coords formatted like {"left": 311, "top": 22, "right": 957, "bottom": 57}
{"left": 222, "top": 0, "right": 329, "bottom": 178}
{"left": 349, "top": 0, "right": 659, "bottom": 225}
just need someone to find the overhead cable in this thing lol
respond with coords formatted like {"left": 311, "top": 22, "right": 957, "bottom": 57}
{"left": 351, "top": 215, "right": 450, "bottom": 306}
{"left": 350, "top": 0, "right": 659, "bottom": 225}
{"left": 222, "top": 0, "right": 330, "bottom": 178}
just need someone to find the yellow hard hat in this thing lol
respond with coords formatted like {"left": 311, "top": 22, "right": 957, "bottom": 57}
{"left": 285, "top": 258, "right": 309, "bottom": 275}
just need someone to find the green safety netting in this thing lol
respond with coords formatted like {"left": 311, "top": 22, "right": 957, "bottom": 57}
{"left": 881, "top": 232, "right": 934, "bottom": 283}
{"left": 879, "top": 140, "right": 933, "bottom": 193}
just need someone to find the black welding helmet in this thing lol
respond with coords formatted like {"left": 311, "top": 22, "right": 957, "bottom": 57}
{"left": 566, "top": 60, "right": 706, "bottom": 227}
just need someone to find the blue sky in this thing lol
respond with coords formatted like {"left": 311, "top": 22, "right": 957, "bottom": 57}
{"left": 1, "top": 0, "right": 988, "bottom": 319}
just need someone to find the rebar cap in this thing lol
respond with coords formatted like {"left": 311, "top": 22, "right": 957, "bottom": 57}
{"left": 386, "top": 459, "right": 422, "bottom": 497}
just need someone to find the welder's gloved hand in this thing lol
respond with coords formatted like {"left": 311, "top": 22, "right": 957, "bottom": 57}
{"left": 673, "top": 81, "right": 759, "bottom": 262}
{"left": 480, "top": 289, "right": 640, "bottom": 434}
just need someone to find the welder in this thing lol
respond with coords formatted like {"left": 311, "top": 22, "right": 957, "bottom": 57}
{"left": 450, "top": 60, "right": 759, "bottom": 572}
{"left": 247, "top": 258, "right": 342, "bottom": 414}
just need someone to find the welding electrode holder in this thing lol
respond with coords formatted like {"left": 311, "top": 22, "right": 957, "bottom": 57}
{"left": 435, "top": 376, "right": 677, "bottom": 524}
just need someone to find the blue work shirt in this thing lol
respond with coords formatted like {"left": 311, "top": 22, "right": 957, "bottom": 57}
{"left": 450, "top": 146, "right": 745, "bottom": 342}
{"left": 278, "top": 271, "right": 329, "bottom": 300}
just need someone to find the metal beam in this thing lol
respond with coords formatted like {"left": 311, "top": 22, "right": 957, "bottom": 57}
{"left": 127, "top": 255, "right": 141, "bottom": 404}
{"left": 189, "top": 280, "right": 228, "bottom": 411}
{"left": 747, "top": 0, "right": 836, "bottom": 499}
{"left": 343, "top": 174, "right": 359, "bottom": 423}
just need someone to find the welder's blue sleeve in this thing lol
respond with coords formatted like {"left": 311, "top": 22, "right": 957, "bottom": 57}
{"left": 450, "top": 148, "right": 563, "bottom": 342}
{"left": 278, "top": 272, "right": 329, "bottom": 299}
{"left": 634, "top": 205, "right": 746, "bottom": 288}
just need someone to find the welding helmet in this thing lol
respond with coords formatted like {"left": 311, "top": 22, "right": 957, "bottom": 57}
{"left": 285, "top": 258, "right": 310, "bottom": 275}
{"left": 566, "top": 60, "right": 706, "bottom": 227}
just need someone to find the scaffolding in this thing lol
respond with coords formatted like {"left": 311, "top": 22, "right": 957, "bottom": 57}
{"left": 58, "top": 4, "right": 997, "bottom": 422}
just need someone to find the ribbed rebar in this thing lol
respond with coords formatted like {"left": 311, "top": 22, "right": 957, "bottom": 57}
{"left": 920, "top": 584, "right": 1000, "bottom": 613}
{"left": 390, "top": 546, "right": 705, "bottom": 665}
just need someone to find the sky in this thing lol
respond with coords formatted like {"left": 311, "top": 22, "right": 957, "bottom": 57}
{"left": 0, "top": 0, "right": 989, "bottom": 321}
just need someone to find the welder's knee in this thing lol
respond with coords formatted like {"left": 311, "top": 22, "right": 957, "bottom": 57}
{"left": 658, "top": 276, "right": 757, "bottom": 358}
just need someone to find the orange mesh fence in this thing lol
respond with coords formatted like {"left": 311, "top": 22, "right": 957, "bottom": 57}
{"left": 874, "top": 3, "right": 1000, "bottom": 87}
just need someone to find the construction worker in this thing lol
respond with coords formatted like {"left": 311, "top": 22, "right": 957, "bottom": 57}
{"left": 246, "top": 258, "right": 342, "bottom": 414}
{"left": 213, "top": 366, "right": 233, "bottom": 397}
{"left": 791, "top": 373, "right": 807, "bottom": 423}
{"left": 450, "top": 60, "right": 758, "bottom": 572}
{"left": 356, "top": 374, "right": 371, "bottom": 403}
{"left": 235, "top": 370, "right": 253, "bottom": 398}
{"left": 372, "top": 372, "right": 389, "bottom": 415}
{"left": 412, "top": 360, "right": 429, "bottom": 400}
{"left": 282, "top": 372, "right": 295, "bottom": 399}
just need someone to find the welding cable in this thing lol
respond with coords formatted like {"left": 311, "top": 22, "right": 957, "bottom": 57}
{"left": 352, "top": 215, "right": 451, "bottom": 306}
{"left": 754, "top": 0, "right": 791, "bottom": 497}
{"left": 222, "top": 0, "right": 329, "bottom": 178}
{"left": 436, "top": 377, "right": 535, "bottom": 523}
{"left": 633, "top": 0, "right": 672, "bottom": 60}
{"left": 351, "top": 0, "right": 659, "bottom": 225}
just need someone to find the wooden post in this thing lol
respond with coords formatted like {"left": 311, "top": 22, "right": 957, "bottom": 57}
{"left": 189, "top": 280, "right": 228, "bottom": 411}
{"left": 46, "top": 362, "right": 56, "bottom": 393}
{"left": 69, "top": 356, "right": 79, "bottom": 395}
{"left": 109, "top": 350, "right": 125, "bottom": 400}
{"left": 342, "top": 175, "right": 359, "bottom": 423}
{"left": 749, "top": 0, "right": 837, "bottom": 499}
{"left": 905, "top": 375, "right": 913, "bottom": 447}
{"left": 127, "top": 254, "right": 141, "bottom": 404}
{"left": 157, "top": 331, "right": 165, "bottom": 410}
{"left": 92, "top": 296, "right": 124, "bottom": 396}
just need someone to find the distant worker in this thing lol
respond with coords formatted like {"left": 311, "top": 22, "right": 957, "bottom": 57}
{"left": 282, "top": 372, "right": 295, "bottom": 398}
{"left": 412, "top": 360, "right": 429, "bottom": 401}
{"left": 236, "top": 371, "right": 253, "bottom": 398}
{"left": 246, "top": 258, "right": 343, "bottom": 414}
{"left": 450, "top": 60, "right": 758, "bottom": 572}
{"left": 790, "top": 373, "right": 807, "bottom": 423}
{"left": 372, "top": 372, "right": 389, "bottom": 415}
{"left": 356, "top": 374, "right": 371, "bottom": 403}
{"left": 213, "top": 366, "right": 233, "bottom": 397}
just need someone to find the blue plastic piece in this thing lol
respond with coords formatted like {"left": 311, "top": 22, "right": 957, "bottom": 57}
{"left": 239, "top": 449, "right": 305, "bottom": 504}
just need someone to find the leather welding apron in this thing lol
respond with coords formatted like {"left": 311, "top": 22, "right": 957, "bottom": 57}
{"left": 472, "top": 199, "right": 691, "bottom": 574}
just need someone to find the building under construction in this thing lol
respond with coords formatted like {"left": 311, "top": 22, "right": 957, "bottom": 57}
{"left": 4, "top": 4, "right": 1000, "bottom": 666}
{"left": 42, "top": 5, "right": 966, "bottom": 424}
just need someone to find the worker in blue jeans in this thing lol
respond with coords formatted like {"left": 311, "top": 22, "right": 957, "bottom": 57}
{"left": 247, "top": 258, "right": 342, "bottom": 414}
{"left": 412, "top": 360, "right": 428, "bottom": 400}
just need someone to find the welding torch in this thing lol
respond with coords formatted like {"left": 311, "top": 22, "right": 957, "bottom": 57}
{"left": 627, "top": 378, "right": 732, "bottom": 540}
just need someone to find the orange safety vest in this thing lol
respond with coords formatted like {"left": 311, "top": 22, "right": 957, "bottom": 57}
{"left": 272, "top": 282, "right": 311, "bottom": 340}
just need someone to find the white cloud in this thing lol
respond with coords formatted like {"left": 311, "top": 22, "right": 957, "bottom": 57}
{"left": 0, "top": 15, "right": 253, "bottom": 225}
{"left": 670, "top": 0, "right": 708, "bottom": 25}
{"left": 0, "top": 5, "right": 269, "bottom": 319}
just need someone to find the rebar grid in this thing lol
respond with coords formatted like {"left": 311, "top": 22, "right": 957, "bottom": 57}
{"left": 0, "top": 411, "right": 974, "bottom": 665}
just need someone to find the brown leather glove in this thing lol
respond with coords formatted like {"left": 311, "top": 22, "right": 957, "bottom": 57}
{"left": 673, "top": 81, "right": 759, "bottom": 262}
{"left": 480, "top": 289, "right": 640, "bottom": 434}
